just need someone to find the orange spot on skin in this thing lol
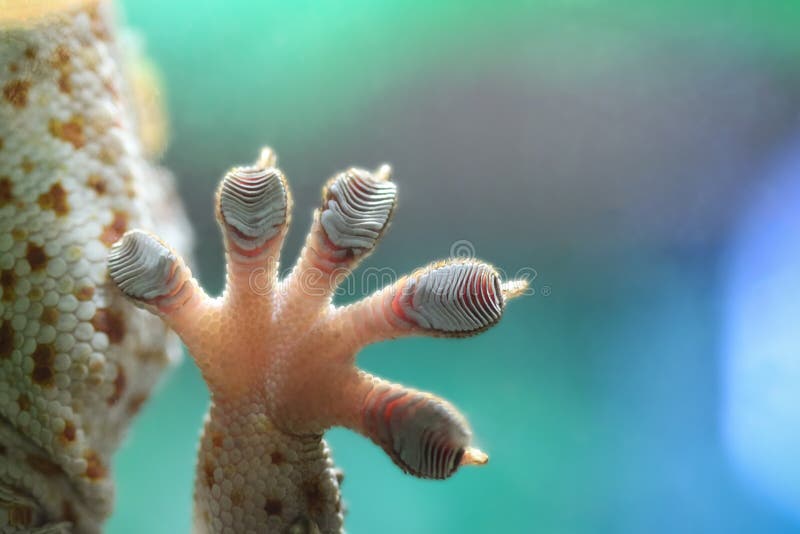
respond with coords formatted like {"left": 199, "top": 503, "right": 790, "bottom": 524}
{"left": 304, "top": 479, "right": 325, "bottom": 518}
{"left": 211, "top": 432, "right": 224, "bottom": 448}
{"left": 41, "top": 307, "right": 58, "bottom": 325}
{"left": 50, "top": 46, "right": 69, "bottom": 68}
{"left": 49, "top": 116, "right": 85, "bottom": 149}
{"left": 203, "top": 460, "right": 214, "bottom": 487}
{"left": 102, "top": 78, "right": 119, "bottom": 101}
{"left": 12, "top": 228, "right": 25, "bottom": 241}
{"left": 28, "top": 286, "right": 43, "bottom": 300}
{"left": 100, "top": 210, "right": 128, "bottom": 246}
{"left": 27, "top": 454, "right": 61, "bottom": 475}
{"left": 76, "top": 285, "right": 94, "bottom": 301}
{"left": 8, "top": 63, "right": 18, "bottom": 73}
{"left": 58, "top": 71, "right": 72, "bottom": 94}
{"left": 127, "top": 393, "right": 147, "bottom": 415}
{"left": 49, "top": 45, "right": 73, "bottom": 94}
{"left": 17, "top": 394, "right": 29, "bottom": 411}
{"left": 270, "top": 451, "right": 285, "bottom": 465}
{"left": 87, "top": 174, "right": 107, "bottom": 195}
{"left": 264, "top": 499, "right": 283, "bottom": 517}
{"left": 0, "top": 321, "right": 13, "bottom": 358}
{"left": 98, "top": 147, "right": 116, "bottom": 165}
{"left": 31, "top": 344, "right": 55, "bottom": 386}
{"left": 8, "top": 505, "right": 33, "bottom": 527}
{"left": 2, "top": 80, "right": 31, "bottom": 108}
{"left": 61, "top": 420, "right": 76, "bottom": 443}
{"left": 37, "top": 182, "right": 70, "bottom": 215}
{"left": 1, "top": 269, "right": 16, "bottom": 302}
{"left": 87, "top": 4, "right": 110, "bottom": 41}
{"left": 108, "top": 365, "right": 126, "bottom": 405}
{"left": 62, "top": 500, "right": 77, "bottom": 525}
{"left": 91, "top": 308, "right": 125, "bottom": 344}
{"left": 26, "top": 243, "right": 47, "bottom": 271}
{"left": 84, "top": 450, "right": 107, "bottom": 480}
{"left": 20, "top": 157, "right": 34, "bottom": 173}
{"left": 24, "top": 47, "right": 36, "bottom": 60}
{"left": 137, "top": 348, "right": 166, "bottom": 363}
{"left": 231, "top": 489, "right": 244, "bottom": 507}
{"left": 0, "top": 177, "right": 11, "bottom": 206}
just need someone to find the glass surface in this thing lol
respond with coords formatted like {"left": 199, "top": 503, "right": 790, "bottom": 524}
{"left": 108, "top": 1, "right": 800, "bottom": 532}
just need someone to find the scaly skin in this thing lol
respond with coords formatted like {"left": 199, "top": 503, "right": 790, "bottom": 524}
{"left": 0, "top": 1, "right": 191, "bottom": 531}
{"left": 108, "top": 149, "right": 527, "bottom": 533}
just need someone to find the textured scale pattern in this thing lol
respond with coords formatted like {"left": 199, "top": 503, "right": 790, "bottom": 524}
{"left": 0, "top": 1, "right": 191, "bottom": 531}
{"left": 108, "top": 148, "right": 526, "bottom": 533}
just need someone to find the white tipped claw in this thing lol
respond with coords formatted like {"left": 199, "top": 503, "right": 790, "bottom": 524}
{"left": 374, "top": 163, "right": 392, "bottom": 182}
{"left": 256, "top": 146, "right": 277, "bottom": 169}
{"left": 461, "top": 447, "right": 489, "bottom": 467}
{"left": 501, "top": 279, "right": 529, "bottom": 300}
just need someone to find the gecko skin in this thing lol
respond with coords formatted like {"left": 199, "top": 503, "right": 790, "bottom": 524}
{"left": 108, "top": 150, "right": 528, "bottom": 533}
{"left": 0, "top": 1, "right": 191, "bottom": 531}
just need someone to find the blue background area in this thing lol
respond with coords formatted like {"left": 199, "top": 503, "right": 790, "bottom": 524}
{"left": 724, "top": 137, "right": 800, "bottom": 524}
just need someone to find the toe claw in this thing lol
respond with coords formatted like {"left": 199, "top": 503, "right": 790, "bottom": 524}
{"left": 257, "top": 145, "right": 277, "bottom": 169}
{"left": 500, "top": 279, "right": 529, "bottom": 300}
{"left": 460, "top": 447, "right": 489, "bottom": 467}
{"left": 373, "top": 163, "right": 392, "bottom": 182}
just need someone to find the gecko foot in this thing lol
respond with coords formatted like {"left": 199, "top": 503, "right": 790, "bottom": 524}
{"left": 108, "top": 146, "right": 526, "bottom": 531}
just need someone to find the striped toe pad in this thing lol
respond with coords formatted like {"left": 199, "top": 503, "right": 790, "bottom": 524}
{"left": 362, "top": 382, "right": 471, "bottom": 479}
{"left": 394, "top": 261, "right": 505, "bottom": 335}
{"left": 219, "top": 166, "right": 288, "bottom": 255}
{"left": 319, "top": 168, "right": 397, "bottom": 259}
{"left": 108, "top": 230, "right": 185, "bottom": 304}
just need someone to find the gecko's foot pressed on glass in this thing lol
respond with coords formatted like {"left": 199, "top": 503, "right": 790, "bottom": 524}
{"left": 108, "top": 147, "right": 526, "bottom": 533}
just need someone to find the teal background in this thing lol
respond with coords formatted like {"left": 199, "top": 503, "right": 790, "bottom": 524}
{"left": 108, "top": 1, "right": 800, "bottom": 533}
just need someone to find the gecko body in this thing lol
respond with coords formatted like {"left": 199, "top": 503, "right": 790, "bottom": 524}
{"left": 0, "top": 1, "right": 190, "bottom": 531}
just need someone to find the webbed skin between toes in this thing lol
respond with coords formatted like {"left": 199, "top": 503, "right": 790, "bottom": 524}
{"left": 108, "top": 147, "right": 525, "bottom": 533}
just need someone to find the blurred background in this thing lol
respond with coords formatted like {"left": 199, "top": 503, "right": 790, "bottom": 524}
{"left": 108, "top": 1, "right": 800, "bottom": 532}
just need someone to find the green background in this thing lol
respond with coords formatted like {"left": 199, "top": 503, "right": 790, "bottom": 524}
{"left": 108, "top": 1, "right": 800, "bottom": 532}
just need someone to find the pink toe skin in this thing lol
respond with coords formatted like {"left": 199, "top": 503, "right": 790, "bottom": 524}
{"left": 215, "top": 152, "right": 292, "bottom": 315}
{"left": 281, "top": 167, "right": 397, "bottom": 319}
